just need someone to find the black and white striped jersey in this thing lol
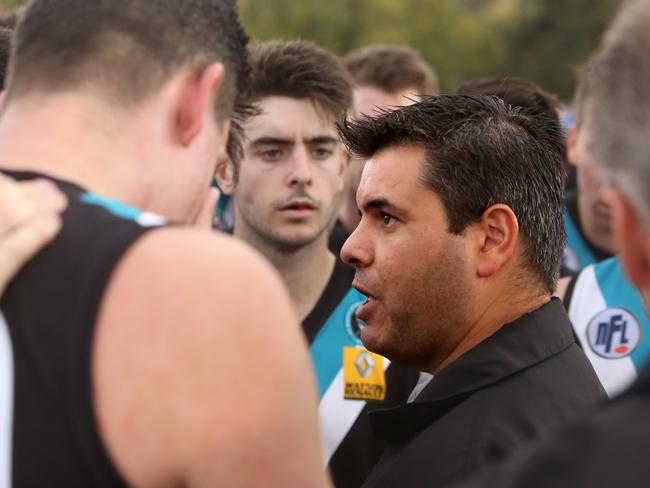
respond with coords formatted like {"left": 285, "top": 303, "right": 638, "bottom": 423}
{"left": 0, "top": 171, "right": 161, "bottom": 488}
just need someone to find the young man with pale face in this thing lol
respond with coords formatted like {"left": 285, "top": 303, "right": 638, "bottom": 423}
{"left": 230, "top": 95, "right": 345, "bottom": 300}
{"left": 217, "top": 40, "right": 419, "bottom": 488}
{"left": 338, "top": 95, "right": 605, "bottom": 487}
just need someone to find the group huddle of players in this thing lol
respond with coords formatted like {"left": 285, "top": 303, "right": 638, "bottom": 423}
{"left": 2, "top": 1, "right": 650, "bottom": 487}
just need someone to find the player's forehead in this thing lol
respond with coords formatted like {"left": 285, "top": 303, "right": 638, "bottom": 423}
{"left": 354, "top": 86, "right": 417, "bottom": 117}
{"left": 244, "top": 95, "right": 339, "bottom": 143}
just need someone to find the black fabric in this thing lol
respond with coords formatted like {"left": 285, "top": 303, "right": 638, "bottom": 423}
{"left": 2, "top": 170, "right": 153, "bottom": 488}
{"left": 561, "top": 268, "right": 584, "bottom": 350}
{"left": 361, "top": 299, "right": 607, "bottom": 488}
{"left": 328, "top": 219, "right": 350, "bottom": 256}
{"left": 304, "top": 258, "right": 420, "bottom": 488}
{"left": 329, "top": 362, "right": 420, "bottom": 488}
{"left": 565, "top": 190, "right": 613, "bottom": 264}
{"left": 459, "top": 360, "right": 650, "bottom": 488}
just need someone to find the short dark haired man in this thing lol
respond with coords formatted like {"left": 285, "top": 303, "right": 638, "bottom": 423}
{"left": 338, "top": 95, "right": 605, "bottom": 487}
{"left": 456, "top": 77, "right": 648, "bottom": 399}
{"left": 332, "top": 44, "right": 439, "bottom": 252}
{"left": 0, "top": 2, "right": 326, "bottom": 487}
{"left": 459, "top": 1, "right": 650, "bottom": 485}
{"left": 216, "top": 40, "right": 419, "bottom": 488}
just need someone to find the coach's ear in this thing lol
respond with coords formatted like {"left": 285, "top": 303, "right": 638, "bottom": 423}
{"left": 176, "top": 63, "right": 226, "bottom": 147}
{"left": 472, "top": 204, "right": 519, "bottom": 278}
{"left": 610, "top": 187, "right": 650, "bottom": 293}
{"left": 215, "top": 159, "right": 236, "bottom": 196}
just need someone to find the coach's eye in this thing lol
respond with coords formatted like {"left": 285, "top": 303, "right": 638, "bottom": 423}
{"left": 382, "top": 213, "right": 397, "bottom": 227}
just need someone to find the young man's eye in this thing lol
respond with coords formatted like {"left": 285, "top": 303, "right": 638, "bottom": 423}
{"left": 312, "top": 147, "right": 333, "bottom": 159}
{"left": 260, "top": 149, "right": 283, "bottom": 161}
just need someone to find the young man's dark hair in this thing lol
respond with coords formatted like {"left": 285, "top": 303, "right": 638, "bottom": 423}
{"left": 248, "top": 40, "right": 353, "bottom": 121}
{"left": 339, "top": 95, "right": 566, "bottom": 293}
{"left": 7, "top": 0, "right": 252, "bottom": 161}
{"left": 219, "top": 39, "right": 353, "bottom": 182}
{"left": 455, "top": 76, "right": 563, "bottom": 132}
{"left": 0, "top": 27, "right": 11, "bottom": 89}
{"left": 343, "top": 44, "right": 439, "bottom": 96}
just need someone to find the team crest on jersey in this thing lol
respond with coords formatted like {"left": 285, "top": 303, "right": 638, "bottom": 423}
{"left": 586, "top": 307, "right": 642, "bottom": 359}
{"left": 344, "top": 300, "right": 366, "bottom": 346}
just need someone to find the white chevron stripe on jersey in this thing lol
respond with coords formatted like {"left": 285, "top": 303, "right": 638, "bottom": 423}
{"left": 0, "top": 311, "right": 14, "bottom": 488}
{"left": 569, "top": 265, "right": 637, "bottom": 397}
{"left": 318, "top": 357, "right": 391, "bottom": 466}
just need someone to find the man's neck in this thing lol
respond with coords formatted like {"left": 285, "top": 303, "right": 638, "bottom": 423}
{"left": 432, "top": 285, "right": 551, "bottom": 374}
{"left": 235, "top": 227, "right": 336, "bottom": 322}
{"left": 0, "top": 96, "right": 151, "bottom": 211}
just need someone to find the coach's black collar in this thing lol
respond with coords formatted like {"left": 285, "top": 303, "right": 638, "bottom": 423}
{"left": 369, "top": 298, "right": 576, "bottom": 442}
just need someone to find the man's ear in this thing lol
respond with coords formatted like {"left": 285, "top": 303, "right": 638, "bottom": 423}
{"left": 610, "top": 187, "right": 650, "bottom": 291}
{"left": 215, "top": 159, "right": 236, "bottom": 196}
{"left": 176, "top": 62, "right": 225, "bottom": 147}
{"left": 471, "top": 204, "right": 519, "bottom": 278}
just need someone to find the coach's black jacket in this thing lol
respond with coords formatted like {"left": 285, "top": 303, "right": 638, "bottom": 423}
{"left": 361, "top": 298, "right": 607, "bottom": 488}
{"left": 459, "top": 358, "right": 650, "bottom": 488}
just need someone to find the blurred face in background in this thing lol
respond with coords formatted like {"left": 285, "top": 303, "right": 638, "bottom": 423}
{"left": 344, "top": 86, "right": 419, "bottom": 224}
{"left": 567, "top": 121, "right": 616, "bottom": 252}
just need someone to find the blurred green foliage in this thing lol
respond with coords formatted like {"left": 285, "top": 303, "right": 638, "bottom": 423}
{"left": 1, "top": 0, "right": 623, "bottom": 100}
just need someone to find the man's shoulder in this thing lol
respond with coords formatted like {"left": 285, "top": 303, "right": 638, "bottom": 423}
{"left": 105, "top": 227, "right": 288, "bottom": 324}
{"left": 92, "top": 228, "right": 325, "bottom": 487}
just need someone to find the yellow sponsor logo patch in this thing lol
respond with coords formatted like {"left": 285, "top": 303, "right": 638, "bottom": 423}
{"left": 343, "top": 346, "right": 386, "bottom": 401}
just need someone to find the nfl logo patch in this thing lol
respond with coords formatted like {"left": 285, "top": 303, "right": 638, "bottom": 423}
{"left": 586, "top": 307, "right": 641, "bottom": 359}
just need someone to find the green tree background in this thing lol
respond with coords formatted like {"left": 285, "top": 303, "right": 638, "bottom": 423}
{"left": 1, "top": 0, "right": 622, "bottom": 100}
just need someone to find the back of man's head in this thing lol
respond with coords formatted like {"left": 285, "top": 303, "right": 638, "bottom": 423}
{"left": 7, "top": 0, "right": 251, "bottom": 160}
{"left": 581, "top": 0, "right": 650, "bottom": 228}
{"left": 248, "top": 40, "right": 353, "bottom": 122}
{"left": 343, "top": 44, "right": 439, "bottom": 96}
{"left": 455, "top": 77, "right": 563, "bottom": 132}
{"left": 338, "top": 95, "right": 566, "bottom": 293}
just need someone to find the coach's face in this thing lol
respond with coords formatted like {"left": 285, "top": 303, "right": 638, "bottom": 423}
{"left": 341, "top": 145, "right": 473, "bottom": 371}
